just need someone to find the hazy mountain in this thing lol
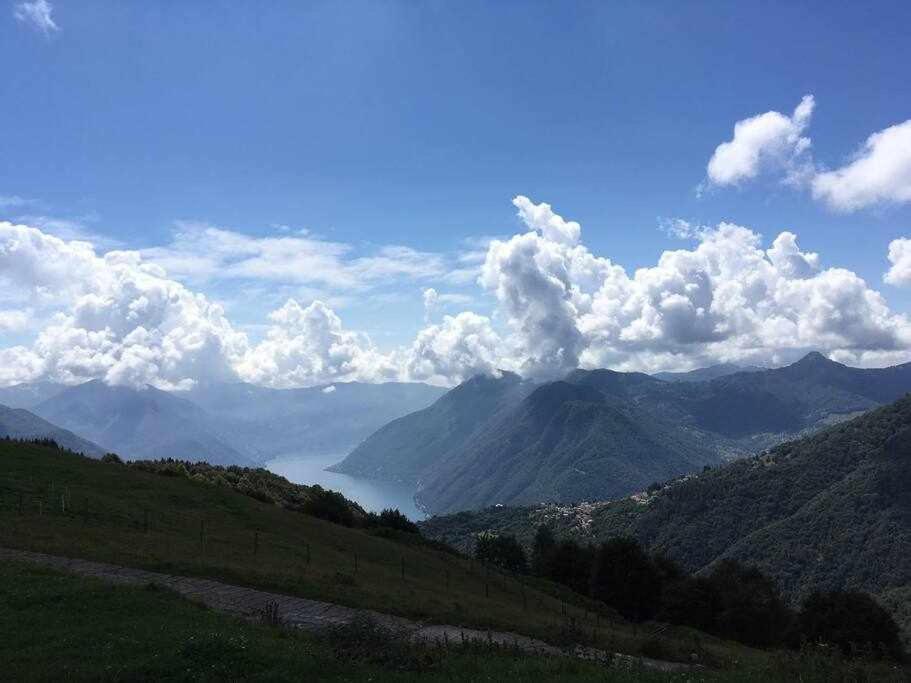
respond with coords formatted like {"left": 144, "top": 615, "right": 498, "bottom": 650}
{"left": 0, "top": 404, "right": 105, "bottom": 456}
{"left": 32, "top": 380, "right": 249, "bottom": 466}
{"left": 652, "top": 363, "right": 763, "bottom": 383}
{"left": 0, "top": 381, "right": 68, "bottom": 409}
{"left": 180, "top": 380, "right": 446, "bottom": 461}
{"left": 414, "top": 377, "right": 720, "bottom": 514}
{"left": 420, "top": 395, "right": 911, "bottom": 636}
{"left": 330, "top": 372, "right": 534, "bottom": 484}
{"left": 343, "top": 352, "right": 911, "bottom": 515}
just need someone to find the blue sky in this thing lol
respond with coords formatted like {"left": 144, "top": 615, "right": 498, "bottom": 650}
{"left": 1, "top": 1, "right": 910, "bottom": 388}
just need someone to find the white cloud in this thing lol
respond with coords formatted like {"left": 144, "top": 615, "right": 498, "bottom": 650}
{"left": 885, "top": 238, "right": 911, "bottom": 286}
{"left": 478, "top": 196, "right": 911, "bottom": 376}
{"left": 4, "top": 198, "right": 911, "bottom": 390}
{"left": 402, "top": 311, "right": 505, "bottom": 385}
{"left": 13, "top": 0, "right": 58, "bottom": 35}
{"left": 236, "top": 299, "right": 398, "bottom": 389}
{"left": 812, "top": 120, "right": 911, "bottom": 211}
{"left": 707, "top": 95, "right": 815, "bottom": 186}
{"left": 0, "top": 221, "right": 247, "bottom": 390}
{"left": 322, "top": 384, "right": 336, "bottom": 394}
{"left": 142, "top": 222, "right": 446, "bottom": 291}
{"left": 0, "top": 309, "right": 30, "bottom": 333}
{"left": 512, "top": 195, "right": 581, "bottom": 245}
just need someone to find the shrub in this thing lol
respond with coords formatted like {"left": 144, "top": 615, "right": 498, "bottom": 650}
{"left": 302, "top": 486, "right": 355, "bottom": 527}
{"left": 474, "top": 533, "right": 528, "bottom": 574}
{"left": 706, "top": 560, "right": 794, "bottom": 648}
{"left": 799, "top": 590, "right": 904, "bottom": 661}
{"left": 590, "top": 537, "right": 662, "bottom": 622}
{"left": 101, "top": 452, "right": 124, "bottom": 464}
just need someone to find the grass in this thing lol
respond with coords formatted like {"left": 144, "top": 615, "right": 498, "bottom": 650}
{"left": 0, "top": 441, "right": 908, "bottom": 681}
{"left": 2, "top": 560, "right": 906, "bottom": 682}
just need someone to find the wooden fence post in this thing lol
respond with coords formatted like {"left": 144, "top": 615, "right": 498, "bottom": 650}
{"left": 253, "top": 531, "right": 259, "bottom": 556}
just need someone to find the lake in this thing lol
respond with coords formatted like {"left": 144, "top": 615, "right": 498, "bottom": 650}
{"left": 265, "top": 453, "right": 427, "bottom": 521}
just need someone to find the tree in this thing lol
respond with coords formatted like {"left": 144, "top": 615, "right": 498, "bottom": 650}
{"left": 706, "top": 560, "right": 794, "bottom": 647}
{"left": 530, "top": 524, "right": 556, "bottom": 577}
{"left": 799, "top": 591, "right": 904, "bottom": 661}
{"left": 474, "top": 533, "right": 528, "bottom": 574}
{"left": 549, "top": 539, "right": 594, "bottom": 596}
{"left": 590, "top": 537, "right": 662, "bottom": 621}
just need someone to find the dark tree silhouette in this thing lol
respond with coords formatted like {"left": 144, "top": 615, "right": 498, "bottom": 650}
{"left": 590, "top": 537, "right": 662, "bottom": 621}
{"left": 799, "top": 591, "right": 904, "bottom": 661}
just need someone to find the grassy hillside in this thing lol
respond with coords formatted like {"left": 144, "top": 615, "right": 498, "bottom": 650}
{"left": 7, "top": 561, "right": 901, "bottom": 682}
{"left": 0, "top": 561, "right": 633, "bottom": 682}
{"left": 0, "top": 439, "right": 760, "bottom": 668}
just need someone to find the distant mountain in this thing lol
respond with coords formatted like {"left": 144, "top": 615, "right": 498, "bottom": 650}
{"left": 32, "top": 380, "right": 249, "bottom": 466}
{"left": 652, "top": 363, "right": 763, "bottom": 383}
{"left": 414, "top": 377, "right": 719, "bottom": 514}
{"left": 0, "top": 404, "right": 105, "bottom": 456}
{"left": 420, "top": 395, "right": 911, "bottom": 638}
{"left": 180, "top": 380, "right": 446, "bottom": 461}
{"left": 329, "top": 372, "right": 533, "bottom": 484}
{"left": 342, "top": 352, "right": 911, "bottom": 515}
{"left": 0, "top": 381, "right": 67, "bottom": 409}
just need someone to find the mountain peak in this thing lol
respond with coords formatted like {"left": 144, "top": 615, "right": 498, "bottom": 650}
{"left": 793, "top": 351, "right": 836, "bottom": 367}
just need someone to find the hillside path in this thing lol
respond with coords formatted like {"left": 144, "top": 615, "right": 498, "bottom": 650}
{"left": 0, "top": 546, "right": 693, "bottom": 674}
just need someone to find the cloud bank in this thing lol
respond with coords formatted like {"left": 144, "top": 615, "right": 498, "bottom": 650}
{"left": 2, "top": 195, "right": 911, "bottom": 390}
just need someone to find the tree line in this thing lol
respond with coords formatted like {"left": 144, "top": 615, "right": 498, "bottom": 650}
{"left": 474, "top": 525, "right": 905, "bottom": 661}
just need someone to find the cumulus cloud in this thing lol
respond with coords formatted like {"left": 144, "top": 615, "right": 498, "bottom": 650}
{"left": 479, "top": 196, "right": 911, "bottom": 376}
{"left": 236, "top": 299, "right": 398, "bottom": 389}
{"left": 401, "top": 311, "right": 505, "bottom": 385}
{"left": 0, "top": 221, "right": 247, "bottom": 390}
{"left": 0, "top": 310, "right": 30, "bottom": 333}
{"left": 3, "top": 197, "right": 911, "bottom": 390}
{"left": 885, "top": 238, "right": 911, "bottom": 286}
{"left": 706, "top": 95, "right": 815, "bottom": 186}
{"left": 13, "top": 0, "right": 58, "bottom": 35}
{"left": 812, "top": 120, "right": 911, "bottom": 211}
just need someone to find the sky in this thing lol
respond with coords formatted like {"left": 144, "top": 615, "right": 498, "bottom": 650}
{"left": 1, "top": 1, "right": 910, "bottom": 389}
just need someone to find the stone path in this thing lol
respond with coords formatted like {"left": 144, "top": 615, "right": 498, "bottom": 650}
{"left": 0, "top": 547, "right": 695, "bottom": 674}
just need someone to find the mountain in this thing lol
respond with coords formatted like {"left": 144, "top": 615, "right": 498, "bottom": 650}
{"left": 180, "top": 380, "right": 446, "bottom": 461}
{"left": 0, "top": 404, "right": 105, "bottom": 456}
{"left": 0, "top": 381, "right": 68, "bottom": 409}
{"left": 329, "top": 372, "right": 534, "bottom": 484}
{"left": 32, "top": 380, "right": 249, "bottom": 466}
{"left": 341, "top": 352, "right": 911, "bottom": 515}
{"left": 420, "top": 395, "right": 911, "bottom": 638}
{"left": 413, "top": 377, "right": 720, "bottom": 513}
{"left": 652, "top": 363, "right": 763, "bottom": 383}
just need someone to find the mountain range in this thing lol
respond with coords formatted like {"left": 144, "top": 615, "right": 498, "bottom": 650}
{"left": 651, "top": 362, "right": 763, "bottom": 382}
{"left": 1, "top": 378, "right": 444, "bottom": 465}
{"left": 418, "top": 394, "right": 911, "bottom": 638}
{"left": 333, "top": 352, "right": 911, "bottom": 514}
{"left": 0, "top": 403, "right": 105, "bottom": 456}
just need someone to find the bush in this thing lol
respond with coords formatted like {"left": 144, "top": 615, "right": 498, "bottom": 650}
{"left": 367, "top": 508, "right": 420, "bottom": 534}
{"left": 590, "top": 537, "right": 662, "bottom": 622}
{"left": 706, "top": 560, "right": 794, "bottom": 648}
{"left": 799, "top": 590, "right": 904, "bottom": 661}
{"left": 101, "top": 452, "right": 124, "bottom": 465}
{"left": 474, "top": 533, "right": 528, "bottom": 574}
{"left": 301, "top": 486, "right": 355, "bottom": 527}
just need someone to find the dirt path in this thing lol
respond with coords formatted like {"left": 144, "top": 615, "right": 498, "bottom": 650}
{"left": 0, "top": 546, "right": 694, "bottom": 674}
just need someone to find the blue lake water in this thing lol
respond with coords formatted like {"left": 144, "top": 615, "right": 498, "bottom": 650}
{"left": 265, "top": 453, "right": 427, "bottom": 521}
